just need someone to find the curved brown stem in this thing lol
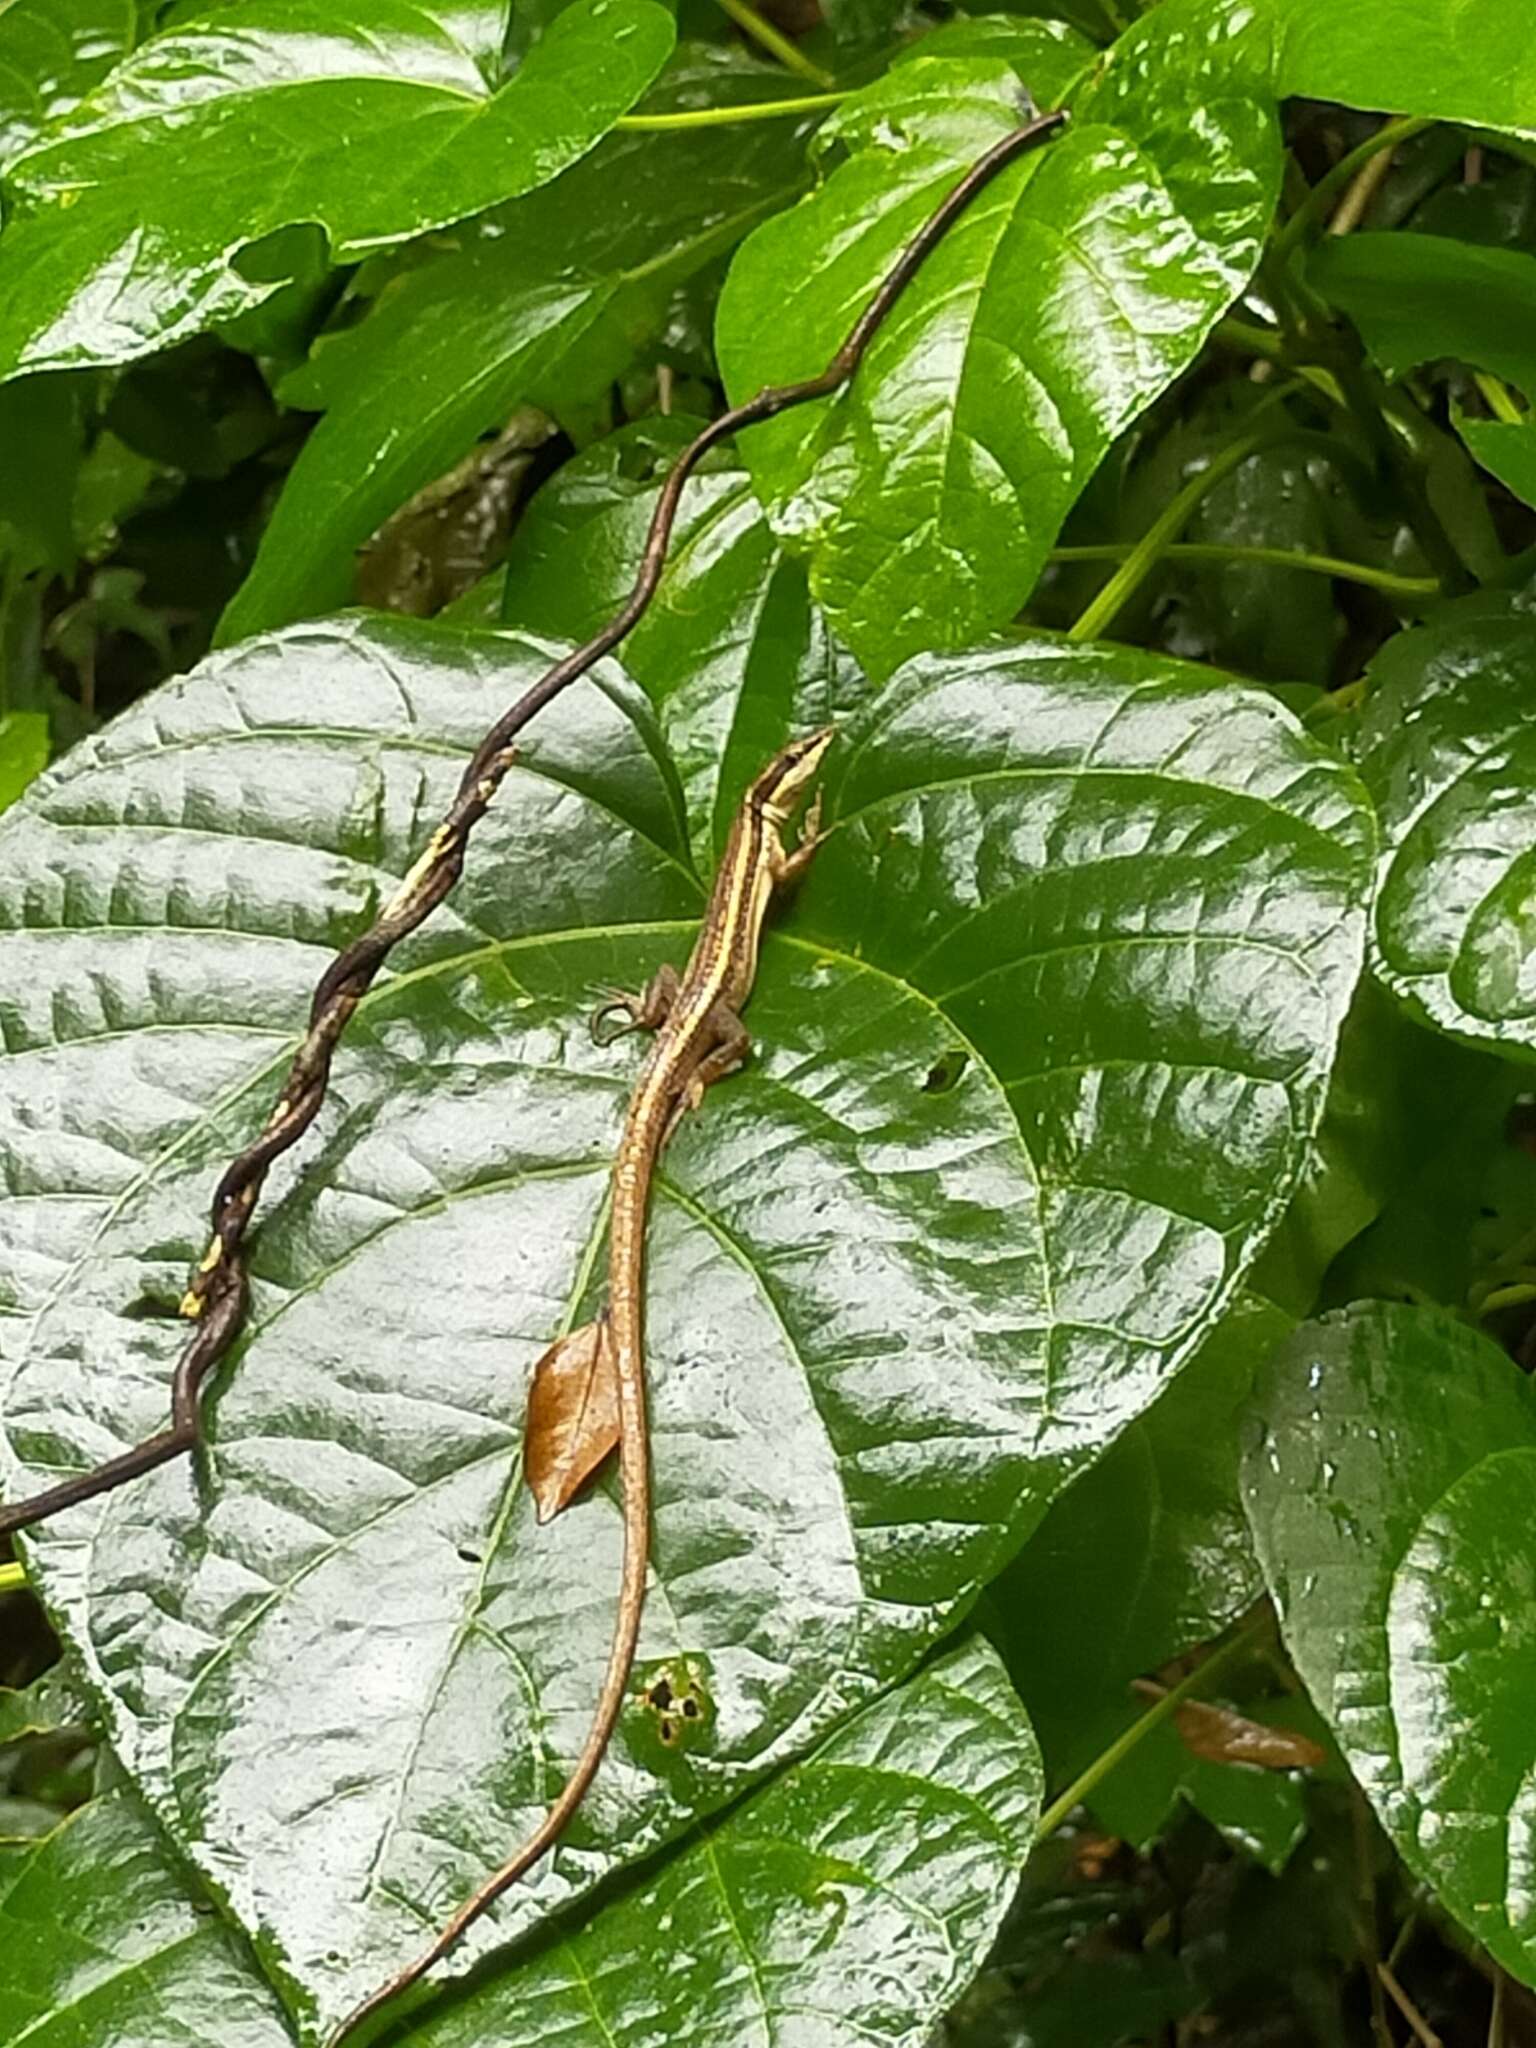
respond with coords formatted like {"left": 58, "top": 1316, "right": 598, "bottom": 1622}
{"left": 0, "top": 103, "right": 1069, "bottom": 1546}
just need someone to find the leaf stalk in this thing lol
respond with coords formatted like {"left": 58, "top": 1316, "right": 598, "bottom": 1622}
{"left": 1033, "top": 1612, "right": 1267, "bottom": 1841}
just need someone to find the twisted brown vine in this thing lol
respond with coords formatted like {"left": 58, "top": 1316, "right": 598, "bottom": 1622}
{"left": 0, "top": 102, "right": 1069, "bottom": 1544}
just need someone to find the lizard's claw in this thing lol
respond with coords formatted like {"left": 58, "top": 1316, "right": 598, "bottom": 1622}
{"left": 590, "top": 987, "right": 642, "bottom": 1045}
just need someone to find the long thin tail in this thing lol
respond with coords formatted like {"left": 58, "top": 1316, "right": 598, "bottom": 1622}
{"left": 327, "top": 1345, "right": 650, "bottom": 2044}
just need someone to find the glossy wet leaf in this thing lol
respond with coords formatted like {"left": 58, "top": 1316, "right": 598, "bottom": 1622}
{"left": 0, "top": 1786, "right": 294, "bottom": 2048}
{"left": 0, "top": 0, "right": 674, "bottom": 381}
{"left": 0, "top": 1635, "right": 1039, "bottom": 2048}
{"left": 716, "top": 22, "right": 1278, "bottom": 675}
{"left": 0, "top": 0, "right": 137, "bottom": 168}
{"left": 988, "top": 1294, "right": 1291, "bottom": 1786}
{"left": 1310, "top": 234, "right": 1536, "bottom": 395}
{"left": 1356, "top": 588, "right": 1536, "bottom": 1059}
{"left": 0, "top": 619, "right": 1368, "bottom": 2032}
{"left": 495, "top": 417, "right": 864, "bottom": 858}
{"left": 1243, "top": 1300, "right": 1536, "bottom": 1988}
{"left": 219, "top": 49, "right": 809, "bottom": 642}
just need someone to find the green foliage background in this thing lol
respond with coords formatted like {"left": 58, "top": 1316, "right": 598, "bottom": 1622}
{"left": 3, "top": 1, "right": 1536, "bottom": 2042}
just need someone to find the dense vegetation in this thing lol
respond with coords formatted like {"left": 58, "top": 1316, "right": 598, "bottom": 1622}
{"left": 3, "top": 1, "right": 1536, "bottom": 2042}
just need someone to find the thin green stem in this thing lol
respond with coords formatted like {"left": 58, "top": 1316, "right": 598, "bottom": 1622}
{"left": 616, "top": 90, "right": 846, "bottom": 131}
{"left": 1033, "top": 1615, "right": 1266, "bottom": 1841}
{"left": 0, "top": 1560, "right": 26, "bottom": 1594}
{"left": 1274, "top": 116, "right": 1434, "bottom": 267}
{"left": 713, "top": 0, "right": 835, "bottom": 89}
{"left": 1211, "top": 319, "right": 1348, "bottom": 407}
{"left": 1213, "top": 315, "right": 1288, "bottom": 364}
{"left": 1067, "top": 393, "right": 1302, "bottom": 642}
{"left": 1050, "top": 541, "right": 1436, "bottom": 601}
{"left": 1476, "top": 1281, "right": 1536, "bottom": 1316}
{"left": 1335, "top": 354, "right": 1473, "bottom": 593}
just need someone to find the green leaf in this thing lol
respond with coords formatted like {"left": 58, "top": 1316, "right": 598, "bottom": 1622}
{"left": 1070, "top": 386, "right": 1345, "bottom": 684}
{"left": 0, "top": 1786, "right": 293, "bottom": 2045}
{"left": 988, "top": 1294, "right": 1291, "bottom": 1785}
{"left": 0, "top": 0, "right": 137, "bottom": 169}
{"left": 0, "top": 371, "right": 85, "bottom": 576}
{"left": 0, "top": 714, "right": 50, "bottom": 816}
{"left": 1264, "top": 0, "right": 1536, "bottom": 136}
{"left": 1242, "top": 1300, "right": 1536, "bottom": 1989}
{"left": 1087, "top": 1700, "right": 1321, "bottom": 1874}
{"left": 0, "top": 1636, "right": 1038, "bottom": 2048}
{"left": 0, "top": 619, "right": 1369, "bottom": 2032}
{"left": 1324, "top": 1052, "right": 1536, "bottom": 1323}
{"left": 1251, "top": 981, "right": 1491, "bottom": 1319}
{"left": 891, "top": 11, "right": 1097, "bottom": 84}
{"left": 1356, "top": 588, "right": 1536, "bottom": 1059}
{"left": 496, "top": 417, "right": 863, "bottom": 859}
{"left": 1460, "top": 418, "right": 1536, "bottom": 511}
{"left": 217, "top": 47, "right": 808, "bottom": 643}
{"left": 716, "top": 25, "right": 1278, "bottom": 675}
{"left": 0, "top": 0, "right": 674, "bottom": 381}
{"left": 1310, "top": 234, "right": 1536, "bottom": 396}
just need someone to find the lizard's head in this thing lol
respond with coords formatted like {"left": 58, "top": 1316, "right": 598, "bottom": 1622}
{"left": 751, "top": 725, "right": 836, "bottom": 822}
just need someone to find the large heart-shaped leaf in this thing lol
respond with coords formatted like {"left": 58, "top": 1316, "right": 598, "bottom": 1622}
{"left": 493, "top": 417, "right": 864, "bottom": 858}
{"left": 1242, "top": 1301, "right": 1536, "bottom": 1989}
{"left": 0, "top": 0, "right": 674, "bottom": 381}
{"left": 218, "top": 49, "right": 813, "bottom": 644}
{"left": 0, "top": 618, "right": 1368, "bottom": 2033}
{"left": 715, "top": 18, "right": 1278, "bottom": 675}
{"left": 0, "top": 1635, "right": 1038, "bottom": 2047}
{"left": 1355, "top": 588, "right": 1536, "bottom": 1060}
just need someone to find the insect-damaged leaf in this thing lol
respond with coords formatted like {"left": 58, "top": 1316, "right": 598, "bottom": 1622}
{"left": 1, "top": 1636, "right": 1041, "bottom": 2048}
{"left": 0, "top": 618, "right": 1369, "bottom": 2034}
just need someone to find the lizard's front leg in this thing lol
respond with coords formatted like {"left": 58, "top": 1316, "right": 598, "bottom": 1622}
{"left": 667, "top": 1003, "right": 751, "bottom": 1137}
{"left": 774, "top": 787, "right": 825, "bottom": 889}
{"left": 590, "top": 962, "right": 681, "bottom": 1044}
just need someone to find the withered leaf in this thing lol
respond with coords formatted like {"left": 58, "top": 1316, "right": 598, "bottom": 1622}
{"left": 1133, "top": 1681, "right": 1327, "bottom": 1771}
{"left": 524, "top": 1316, "right": 620, "bottom": 1525}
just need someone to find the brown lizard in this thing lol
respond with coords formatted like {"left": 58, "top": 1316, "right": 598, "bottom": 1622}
{"left": 332, "top": 724, "right": 834, "bottom": 2042}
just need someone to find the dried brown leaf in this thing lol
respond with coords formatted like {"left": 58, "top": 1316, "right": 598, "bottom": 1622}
{"left": 524, "top": 1317, "right": 620, "bottom": 1524}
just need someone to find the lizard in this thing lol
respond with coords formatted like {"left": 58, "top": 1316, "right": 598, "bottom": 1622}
{"left": 331, "top": 723, "right": 835, "bottom": 2043}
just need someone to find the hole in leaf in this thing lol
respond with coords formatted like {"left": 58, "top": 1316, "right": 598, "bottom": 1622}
{"left": 122, "top": 1294, "right": 180, "bottom": 1321}
{"left": 922, "top": 1048, "right": 969, "bottom": 1095}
